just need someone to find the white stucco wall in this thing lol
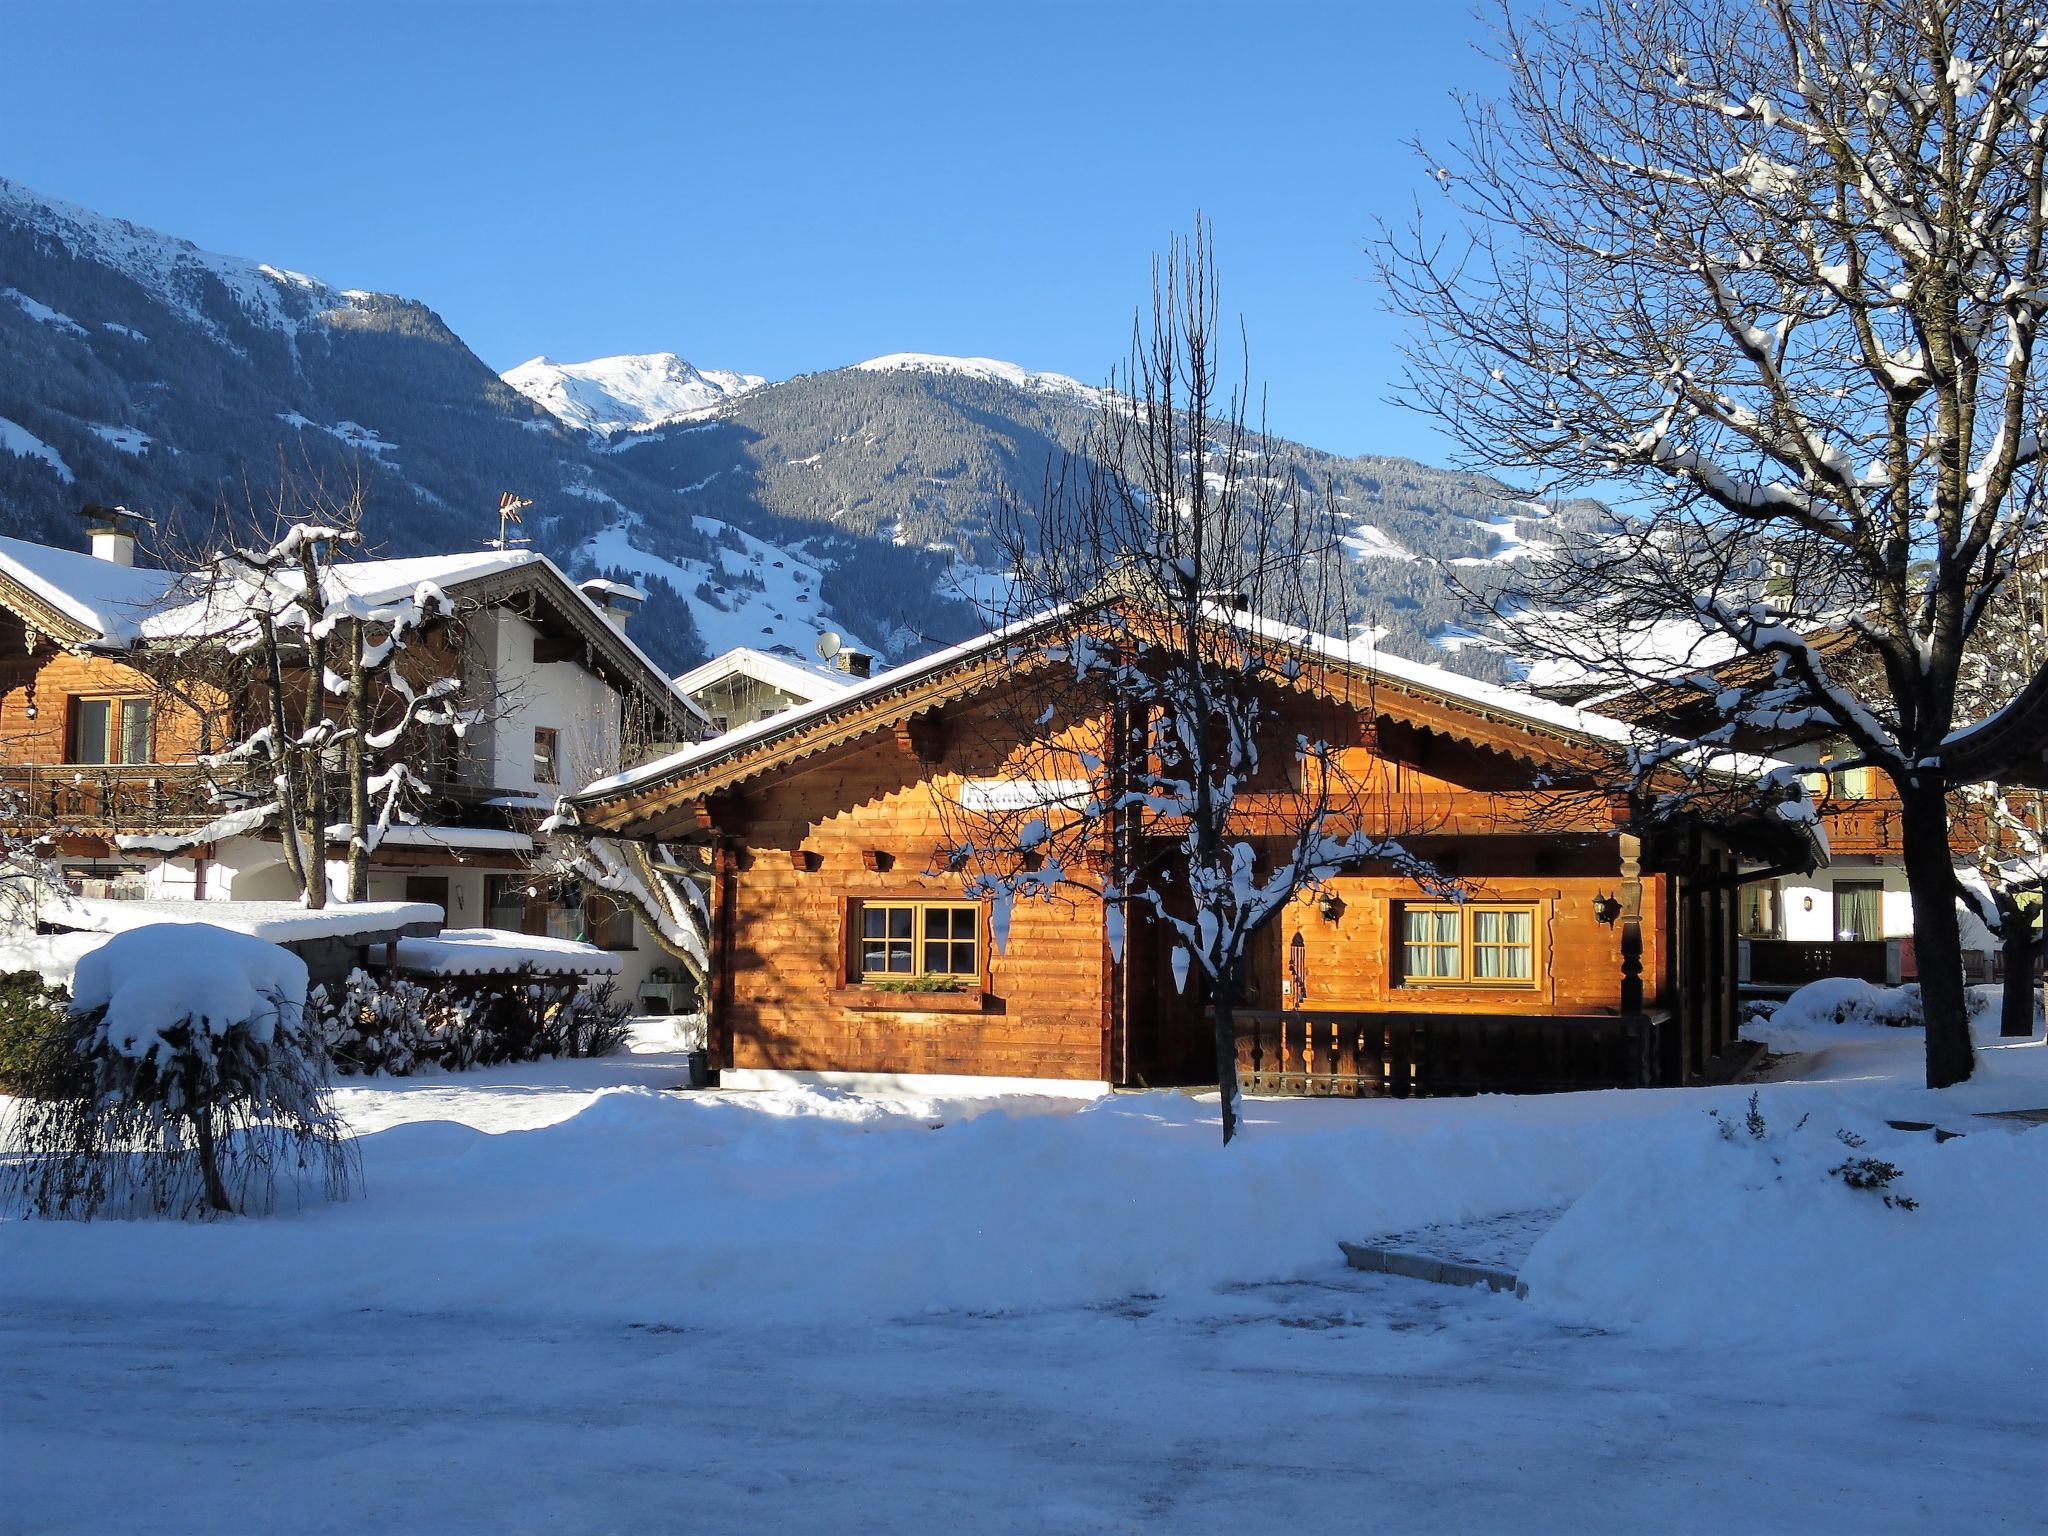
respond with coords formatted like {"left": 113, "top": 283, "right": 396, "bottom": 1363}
{"left": 476, "top": 610, "right": 623, "bottom": 795}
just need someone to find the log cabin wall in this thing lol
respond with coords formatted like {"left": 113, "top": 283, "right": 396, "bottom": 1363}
{"left": 715, "top": 698, "right": 1112, "bottom": 1082}
{"left": 0, "top": 616, "right": 208, "bottom": 765}
{"left": 1253, "top": 838, "right": 1669, "bottom": 1018}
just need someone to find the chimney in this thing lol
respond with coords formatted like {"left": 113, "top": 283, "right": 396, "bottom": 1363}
{"left": 837, "top": 650, "right": 872, "bottom": 679}
{"left": 577, "top": 577, "right": 645, "bottom": 634}
{"left": 79, "top": 503, "right": 148, "bottom": 567}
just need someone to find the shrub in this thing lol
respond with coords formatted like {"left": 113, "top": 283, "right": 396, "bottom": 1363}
{"left": 311, "top": 970, "right": 633, "bottom": 1076}
{"left": 1, "top": 925, "right": 359, "bottom": 1220}
{"left": 0, "top": 969, "right": 69, "bottom": 1093}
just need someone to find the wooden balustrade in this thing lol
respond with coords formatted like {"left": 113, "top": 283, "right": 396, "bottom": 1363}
{"left": 0, "top": 763, "right": 222, "bottom": 834}
{"left": 1235, "top": 1008, "right": 1666, "bottom": 1097}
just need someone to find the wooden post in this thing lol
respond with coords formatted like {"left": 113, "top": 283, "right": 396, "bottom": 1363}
{"left": 1618, "top": 830, "right": 1644, "bottom": 1017}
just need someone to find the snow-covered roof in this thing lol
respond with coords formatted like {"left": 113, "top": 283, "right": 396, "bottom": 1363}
{"left": 572, "top": 598, "right": 1805, "bottom": 817}
{"left": 674, "top": 646, "right": 856, "bottom": 709}
{"left": 0, "top": 534, "right": 179, "bottom": 644}
{"left": 367, "top": 927, "right": 625, "bottom": 977}
{"left": 0, "top": 532, "right": 706, "bottom": 724}
{"left": 41, "top": 896, "right": 443, "bottom": 944}
{"left": 340, "top": 824, "right": 534, "bottom": 855}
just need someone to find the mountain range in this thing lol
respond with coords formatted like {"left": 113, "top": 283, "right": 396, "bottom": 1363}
{"left": 0, "top": 175, "right": 1601, "bottom": 680}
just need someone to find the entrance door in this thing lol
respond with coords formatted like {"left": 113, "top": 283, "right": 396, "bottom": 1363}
{"left": 405, "top": 876, "right": 451, "bottom": 923}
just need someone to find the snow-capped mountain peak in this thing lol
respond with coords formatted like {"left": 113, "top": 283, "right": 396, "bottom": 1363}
{"left": 502, "top": 352, "right": 766, "bottom": 434}
{"left": 853, "top": 353, "right": 1096, "bottom": 398}
{"left": 0, "top": 176, "right": 378, "bottom": 348}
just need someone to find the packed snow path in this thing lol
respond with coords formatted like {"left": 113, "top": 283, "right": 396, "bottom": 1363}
{"left": 4, "top": 1270, "right": 2034, "bottom": 1535}
{"left": 2, "top": 1006, "right": 2042, "bottom": 1534}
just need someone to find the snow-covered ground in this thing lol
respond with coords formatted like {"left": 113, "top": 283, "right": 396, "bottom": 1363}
{"left": 2, "top": 1008, "right": 2042, "bottom": 1533}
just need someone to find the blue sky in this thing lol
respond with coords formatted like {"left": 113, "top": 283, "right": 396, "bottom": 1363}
{"left": 2, "top": 1, "right": 1505, "bottom": 462}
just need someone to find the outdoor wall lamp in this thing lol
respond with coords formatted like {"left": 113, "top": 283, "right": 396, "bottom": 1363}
{"left": 1593, "top": 892, "right": 1623, "bottom": 925}
{"left": 1803, "top": 895, "right": 1815, "bottom": 911}
{"left": 1316, "top": 890, "right": 1346, "bottom": 922}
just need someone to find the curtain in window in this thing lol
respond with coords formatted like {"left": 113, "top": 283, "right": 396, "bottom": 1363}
{"left": 1835, "top": 883, "right": 1883, "bottom": 942}
{"left": 1471, "top": 908, "right": 1533, "bottom": 979}
{"left": 119, "top": 699, "right": 151, "bottom": 764}
{"left": 1402, "top": 908, "right": 1461, "bottom": 978}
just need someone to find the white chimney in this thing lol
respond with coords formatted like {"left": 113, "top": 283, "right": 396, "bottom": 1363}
{"left": 79, "top": 504, "right": 148, "bottom": 566}
{"left": 578, "top": 577, "right": 646, "bottom": 635}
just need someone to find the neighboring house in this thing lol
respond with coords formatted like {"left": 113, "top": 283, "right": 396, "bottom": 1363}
{"left": 0, "top": 516, "right": 706, "bottom": 1002}
{"left": 560, "top": 605, "right": 1817, "bottom": 1096}
{"left": 1571, "top": 644, "right": 1997, "bottom": 989}
{"left": 675, "top": 645, "right": 857, "bottom": 733}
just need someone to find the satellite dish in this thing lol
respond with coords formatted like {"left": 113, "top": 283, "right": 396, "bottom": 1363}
{"left": 815, "top": 631, "right": 843, "bottom": 660}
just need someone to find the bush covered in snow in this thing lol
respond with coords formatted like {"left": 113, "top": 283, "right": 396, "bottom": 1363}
{"left": 1772, "top": 977, "right": 1925, "bottom": 1029}
{"left": 1765, "top": 977, "right": 2044, "bottom": 1036}
{"left": 0, "top": 924, "right": 358, "bottom": 1219}
{"left": 310, "top": 971, "right": 633, "bottom": 1077}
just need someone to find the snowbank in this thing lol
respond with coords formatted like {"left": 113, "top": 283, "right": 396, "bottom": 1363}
{"left": 71, "top": 924, "right": 307, "bottom": 1063}
{"left": 1520, "top": 1098, "right": 2047, "bottom": 1370}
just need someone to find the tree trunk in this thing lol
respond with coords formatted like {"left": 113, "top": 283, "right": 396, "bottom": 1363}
{"left": 192, "top": 1108, "right": 232, "bottom": 1214}
{"left": 1899, "top": 786, "right": 1973, "bottom": 1088}
{"left": 345, "top": 622, "right": 372, "bottom": 903}
{"left": 1210, "top": 965, "right": 1242, "bottom": 1146}
{"left": 1996, "top": 890, "right": 2038, "bottom": 1038}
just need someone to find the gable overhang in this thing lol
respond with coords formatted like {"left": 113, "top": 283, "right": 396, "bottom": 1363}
{"left": 559, "top": 604, "right": 1684, "bottom": 843}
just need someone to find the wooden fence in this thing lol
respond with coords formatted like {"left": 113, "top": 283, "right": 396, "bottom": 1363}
{"left": 1235, "top": 1009, "right": 1668, "bottom": 1098}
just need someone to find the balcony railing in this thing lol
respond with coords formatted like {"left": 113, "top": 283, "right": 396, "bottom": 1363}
{"left": 0, "top": 762, "right": 546, "bottom": 840}
{"left": 0, "top": 762, "right": 223, "bottom": 835}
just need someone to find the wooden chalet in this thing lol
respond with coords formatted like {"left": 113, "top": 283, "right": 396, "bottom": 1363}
{"left": 0, "top": 516, "right": 705, "bottom": 1003}
{"left": 562, "top": 608, "right": 1820, "bottom": 1097}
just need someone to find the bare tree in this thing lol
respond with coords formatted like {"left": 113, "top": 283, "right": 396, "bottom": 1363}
{"left": 1377, "top": 0, "right": 2048, "bottom": 1087}
{"left": 147, "top": 467, "right": 469, "bottom": 906}
{"left": 946, "top": 223, "right": 1440, "bottom": 1144}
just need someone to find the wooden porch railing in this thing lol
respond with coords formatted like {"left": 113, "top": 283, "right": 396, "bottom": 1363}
{"left": 1746, "top": 939, "right": 1890, "bottom": 988}
{"left": 1235, "top": 1008, "right": 1668, "bottom": 1098}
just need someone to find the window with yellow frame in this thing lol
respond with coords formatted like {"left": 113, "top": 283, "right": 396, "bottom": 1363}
{"left": 855, "top": 899, "right": 981, "bottom": 983}
{"left": 1396, "top": 902, "right": 1541, "bottom": 987}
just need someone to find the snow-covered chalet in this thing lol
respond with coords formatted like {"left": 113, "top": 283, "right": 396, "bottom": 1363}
{"left": 0, "top": 511, "right": 705, "bottom": 1003}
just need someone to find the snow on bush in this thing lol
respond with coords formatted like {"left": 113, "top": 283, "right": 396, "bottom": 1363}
{"left": 1520, "top": 1094, "right": 2047, "bottom": 1369}
{"left": 72, "top": 923, "right": 308, "bottom": 1064}
{"left": 1763, "top": 978, "right": 2043, "bottom": 1037}
{"left": 1771, "top": 977, "right": 1924, "bottom": 1030}
{"left": 1, "top": 923, "right": 358, "bottom": 1219}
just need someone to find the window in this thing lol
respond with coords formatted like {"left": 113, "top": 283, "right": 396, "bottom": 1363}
{"left": 533, "top": 727, "right": 560, "bottom": 785}
{"left": 1834, "top": 882, "right": 1884, "bottom": 942}
{"left": 69, "top": 696, "right": 152, "bottom": 765}
{"left": 1741, "top": 881, "right": 1784, "bottom": 940}
{"left": 855, "top": 900, "right": 981, "bottom": 983}
{"left": 1396, "top": 902, "right": 1540, "bottom": 987}
{"left": 584, "top": 890, "right": 637, "bottom": 951}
